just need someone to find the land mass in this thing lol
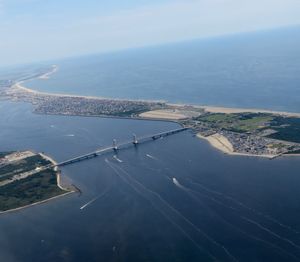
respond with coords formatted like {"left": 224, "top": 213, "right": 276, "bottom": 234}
{"left": 0, "top": 150, "right": 72, "bottom": 212}
{"left": 1, "top": 65, "right": 300, "bottom": 158}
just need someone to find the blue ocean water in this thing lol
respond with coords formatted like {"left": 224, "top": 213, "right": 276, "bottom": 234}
{"left": 25, "top": 26, "right": 300, "bottom": 112}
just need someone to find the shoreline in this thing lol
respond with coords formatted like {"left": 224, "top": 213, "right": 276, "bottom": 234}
{"left": 0, "top": 191, "right": 73, "bottom": 215}
{"left": 39, "top": 152, "right": 71, "bottom": 192}
{"left": 6, "top": 67, "right": 300, "bottom": 159}
{"left": 16, "top": 82, "right": 166, "bottom": 104}
{"left": 13, "top": 65, "right": 300, "bottom": 116}
{"left": 38, "top": 65, "right": 58, "bottom": 80}
{"left": 0, "top": 152, "right": 74, "bottom": 215}
{"left": 15, "top": 81, "right": 300, "bottom": 117}
{"left": 197, "top": 133, "right": 276, "bottom": 158}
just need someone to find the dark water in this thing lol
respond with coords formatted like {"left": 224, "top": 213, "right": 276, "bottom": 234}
{"left": 1, "top": 101, "right": 300, "bottom": 261}
{"left": 24, "top": 26, "right": 300, "bottom": 112}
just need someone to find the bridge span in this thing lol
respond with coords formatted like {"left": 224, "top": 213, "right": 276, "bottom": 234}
{"left": 56, "top": 127, "right": 188, "bottom": 167}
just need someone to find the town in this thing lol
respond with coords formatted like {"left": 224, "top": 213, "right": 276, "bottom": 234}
{"left": 1, "top": 69, "right": 300, "bottom": 158}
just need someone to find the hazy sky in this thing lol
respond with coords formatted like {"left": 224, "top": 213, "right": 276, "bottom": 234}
{"left": 1, "top": 0, "right": 300, "bottom": 66}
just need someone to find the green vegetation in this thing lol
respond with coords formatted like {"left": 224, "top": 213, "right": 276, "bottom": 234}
{"left": 0, "top": 152, "right": 66, "bottom": 212}
{"left": 0, "top": 155, "right": 49, "bottom": 182}
{"left": 285, "top": 149, "right": 300, "bottom": 155}
{"left": 267, "top": 117, "right": 300, "bottom": 143}
{"left": 0, "top": 152, "right": 14, "bottom": 158}
{"left": 0, "top": 169, "right": 64, "bottom": 211}
{"left": 196, "top": 113, "right": 274, "bottom": 133}
{"left": 268, "top": 143, "right": 285, "bottom": 149}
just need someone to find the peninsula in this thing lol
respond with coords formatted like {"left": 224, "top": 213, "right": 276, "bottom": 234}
{"left": 0, "top": 150, "right": 72, "bottom": 212}
{"left": 1, "top": 65, "right": 300, "bottom": 159}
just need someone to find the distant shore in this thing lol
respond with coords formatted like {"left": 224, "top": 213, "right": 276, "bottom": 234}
{"left": 15, "top": 81, "right": 300, "bottom": 118}
{"left": 7, "top": 66, "right": 300, "bottom": 159}
{"left": 14, "top": 64, "right": 300, "bottom": 117}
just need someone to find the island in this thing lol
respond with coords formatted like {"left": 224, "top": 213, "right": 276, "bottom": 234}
{"left": 0, "top": 150, "right": 72, "bottom": 212}
{"left": 1, "top": 65, "right": 300, "bottom": 159}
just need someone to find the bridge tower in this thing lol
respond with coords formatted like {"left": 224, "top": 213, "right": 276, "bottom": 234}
{"left": 133, "top": 133, "right": 138, "bottom": 145}
{"left": 112, "top": 139, "right": 118, "bottom": 150}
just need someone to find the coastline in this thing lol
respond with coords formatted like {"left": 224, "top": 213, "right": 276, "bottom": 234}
{"left": 15, "top": 81, "right": 300, "bottom": 118}
{"left": 197, "top": 133, "right": 275, "bottom": 158}
{"left": 15, "top": 81, "right": 165, "bottom": 104}
{"left": 0, "top": 191, "right": 73, "bottom": 215}
{"left": 0, "top": 152, "right": 74, "bottom": 215}
{"left": 39, "top": 152, "right": 71, "bottom": 192}
{"left": 6, "top": 67, "right": 300, "bottom": 159}
{"left": 38, "top": 65, "right": 58, "bottom": 80}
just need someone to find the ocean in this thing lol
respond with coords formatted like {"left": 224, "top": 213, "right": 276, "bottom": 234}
{"left": 24, "top": 26, "right": 300, "bottom": 112}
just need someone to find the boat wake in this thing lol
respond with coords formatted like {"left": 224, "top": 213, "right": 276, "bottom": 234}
{"left": 146, "top": 154, "right": 157, "bottom": 160}
{"left": 105, "top": 159, "right": 237, "bottom": 261}
{"left": 113, "top": 155, "right": 123, "bottom": 163}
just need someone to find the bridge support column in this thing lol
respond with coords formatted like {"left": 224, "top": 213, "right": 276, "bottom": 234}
{"left": 113, "top": 139, "right": 118, "bottom": 150}
{"left": 133, "top": 134, "right": 138, "bottom": 145}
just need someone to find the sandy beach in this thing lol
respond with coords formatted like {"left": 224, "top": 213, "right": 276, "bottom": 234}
{"left": 38, "top": 65, "right": 58, "bottom": 80}
{"left": 140, "top": 109, "right": 188, "bottom": 120}
{"left": 11, "top": 67, "right": 300, "bottom": 118}
{"left": 40, "top": 152, "right": 72, "bottom": 191}
{"left": 197, "top": 133, "right": 274, "bottom": 158}
{"left": 199, "top": 105, "right": 300, "bottom": 118}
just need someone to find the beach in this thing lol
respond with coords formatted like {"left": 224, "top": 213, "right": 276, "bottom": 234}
{"left": 140, "top": 109, "right": 188, "bottom": 120}
{"left": 197, "top": 133, "right": 275, "bottom": 158}
{"left": 199, "top": 105, "right": 300, "bottom": 118}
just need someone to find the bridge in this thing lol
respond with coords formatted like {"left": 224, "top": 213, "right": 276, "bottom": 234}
{"left": 55, "top": 127, "right": 187, "bottom": 167}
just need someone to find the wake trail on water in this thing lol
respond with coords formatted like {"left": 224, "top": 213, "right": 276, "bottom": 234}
{"left": 80, "top": 189, "right": 110, "bottom": 210}
{"left": 188, "top": 179, "right": 300, "bottom": 236}
{"left": 146, "top": 154, "right": 157, "bottom": 160}
{"left": 104, "top": 159, "right": 218, "bottom": 261}
{"left": 113, "top": 155, "right": 123, "bottom": 163}
{"left": 173, "top": 178, "right": 300, "bottom": 260}
{"left": 139, "top": 151, "right": 300, "bottom": 256}
{"left": 79, "top": 169, "right": 114, "bottom": 210}
{"left": 105, "top": 159, "right": 237, "bottom": 262}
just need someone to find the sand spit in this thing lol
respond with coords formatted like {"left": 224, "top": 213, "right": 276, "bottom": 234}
{"left": 197, "top": 133, "right": 274, "bottom": 158}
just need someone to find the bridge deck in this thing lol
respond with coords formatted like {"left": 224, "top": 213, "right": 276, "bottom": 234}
{"left": 54, "top": 127, "right": 187, "bottom": 167}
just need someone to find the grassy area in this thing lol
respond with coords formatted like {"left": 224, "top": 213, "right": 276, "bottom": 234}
{"left": 267, "top": 117, "right": 300, "bottom": 143}
{"left": 196, "top": 113, "right": 274, "bottom": 133}
{"left": 0, "top": 155, "right": 49, "bottom": 182}
{"left": 0, "top": 168, "right": 65, "bottom": 211}
{"left": 0, "top": 152, "right": 66, "bottom": 212}
{"left": 285, "top": 149, "right": 300, "bottom": 155}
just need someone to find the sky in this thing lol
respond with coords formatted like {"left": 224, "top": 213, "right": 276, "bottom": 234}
{"left": 0, "top": 0, "right": 300, "bottom": 66}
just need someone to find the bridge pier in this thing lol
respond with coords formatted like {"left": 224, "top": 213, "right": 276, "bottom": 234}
{"left": 113, "top": 139, "right": 118, "bottom": 151}
{"left": 133, "top": 134, "right": 138, "bottom": 145}
{"left": 56, "top": 128, "right": 188, "bottom": 167}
